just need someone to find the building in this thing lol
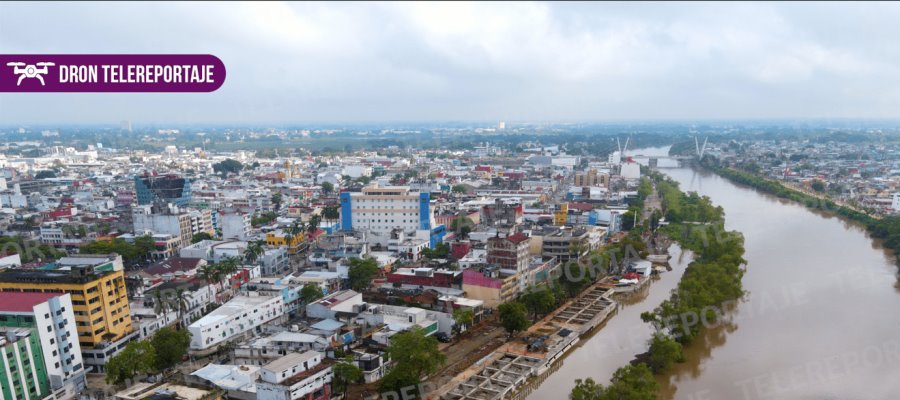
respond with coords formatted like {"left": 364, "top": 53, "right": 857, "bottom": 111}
{"left": 539, "top": 227, "right": 602, "bottom": 263}
{"left": 461, "top": 267, "right": 518, "bottom": 309}
{"left": 0, "top": 327, "right": 49, "bottom": 400}
{"left": 188, "top": 295, "right": 285, "bottom": 351}
{"left": 266, "top": 230, "right": 305, "bottom": 254}
{"left": 305, "top": 290, "right": 364, "bottom": 320}
{"left": 133, "top": 204, "right": 214, "bottom": 251}
{"left": 134, "top": 174, "right": 191, "bottom": 207}
{"left": 0, "top": 266, "right": 135, "bottom": 373}
{"left": 220, "top": 212, "right": 252, "bottom": 241}
{"left": 0, "top": 292, "right": 86, "bottom": 400}
{"left": 574, "top": 169, "right": 609, "bottom": 188}
{"left": 257, "top": 351, "right": 332, "bottom": 400}
{"left": 339, "top": 184, "right": 445, "bottom": 248}
{"left": 487, "top": 233, "right": 531, "bottom": 275}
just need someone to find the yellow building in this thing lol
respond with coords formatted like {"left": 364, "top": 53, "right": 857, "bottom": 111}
{"left": 554, "top": 203, "right": 569, "bottom": 226}
{"left": 266, "top": 230, "right": 305, "bottom": 253}
{"left": 0, "top": 266, "right": 133, "bottom": 351}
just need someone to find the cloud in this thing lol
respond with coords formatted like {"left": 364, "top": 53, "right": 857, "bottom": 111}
{"left": 2, "top": 1, "right": 900, "bottom": 124}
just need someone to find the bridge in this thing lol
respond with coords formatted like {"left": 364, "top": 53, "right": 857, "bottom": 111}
{"left": 628, "top": 136, "right": 708, "bottom": 168}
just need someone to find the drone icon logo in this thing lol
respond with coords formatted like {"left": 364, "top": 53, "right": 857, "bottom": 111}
{"left": 6, "top": 61, "right": 55, "bottom": 86}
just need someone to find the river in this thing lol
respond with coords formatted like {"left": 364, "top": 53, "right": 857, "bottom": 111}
{"left": 528, "top": 147, "right": 900, "bottom": 400}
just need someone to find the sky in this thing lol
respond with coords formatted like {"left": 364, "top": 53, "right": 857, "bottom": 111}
{"left": 3, "top": 1, "right": 900, "bottom": 125}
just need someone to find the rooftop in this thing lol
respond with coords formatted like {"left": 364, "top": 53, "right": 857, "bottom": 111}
{"left": 0, "top": 291, "right": 63, "bottom": 313}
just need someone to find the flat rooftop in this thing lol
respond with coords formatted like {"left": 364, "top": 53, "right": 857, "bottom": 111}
{"left": 0, "top": 291, "right": 63, "bottom": 313}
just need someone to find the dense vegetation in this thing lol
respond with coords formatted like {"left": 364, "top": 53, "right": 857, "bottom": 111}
{"left": 81, "top": 235, "right": 156, "bottom": 266}
{"left": 379, "top": 327, "right": 446, "bottom": 396}
{"left": 106, "top": 327, "right": 190, "bottom": 385}
{"left": 704, "top": 160, "right": 900, "bottom": 266}
{"left": 0, "top": 235, "right": 65, "bottom": 263}
{"left": 571, "top": 172, "right": 746, "bottom": 399}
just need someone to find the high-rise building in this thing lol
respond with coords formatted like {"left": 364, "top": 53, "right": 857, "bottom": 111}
{"left": 339, "top": 184, "right": 445, "bottom": 248}
{"left": 0, "top": 265, "right": 136, "bottom": 373}
{"left": 134, "top": 174, "right": 191, "bottom": 207}
{"left": 0, "top": 292, "right": 86, "bottom": 400}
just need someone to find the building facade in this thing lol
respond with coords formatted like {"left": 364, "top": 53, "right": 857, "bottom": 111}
{"left": 0, "top": 292, "right": 86, "bottom": 400}
{"left": 134, "top": 174, "right": 191, "bottom": 207}
{"left": 0, "top": 266, "right": 135, "bottom": 373}
{"left": 339, "top": 184, "right": 445, "bottom": 248}
{"left": 188, "top": 295, "right": 285, "bottom": 351}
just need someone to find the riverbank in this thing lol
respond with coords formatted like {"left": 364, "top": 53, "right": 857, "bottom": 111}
{"left": 701, "top": 161, "right": 900, "bottom": 267}
{"left": 564, "top": 170, "right": 748, "bottom": 399}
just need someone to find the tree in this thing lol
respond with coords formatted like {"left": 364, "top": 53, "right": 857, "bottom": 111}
{"left": 244, "top": 240, "right": 265, "bottom": 265}
{"left": 498, "top": 301, "right": 530, "bottom": 338}
{"left": 646, "top": 333, "right": 684, "bottom": 374}
{"left": 307, "top": 215, "right": 321, "bottom": 234}
{"left": 106, "top": 340, "right": 157, "bottom": 384}
{"left": 452, "top": 308, "right": 474, "bottom": 332}
{"left": 213, "top": 158, "right": 243, "bottom": 177}
{"left": 331, "top": 356, "right": 363, "bottom": 397}
{"left": 152, "top": 288, "right": 169, "bottom": 316}
{"left": 385, "top": 326, "right": 446, "bottom": 382}
{"left": 452, "top": 184, "right": 468, "bottom": 194}
{"left": 321, "top": 181, "right": 334, "bottom": 195}
{"left": 521, "top": 287, "right": 556, "bottom": 321}
{"left": 198, "top": 263, "right": 221, "bottom": 303}
{"left": 602, "top": 363, "right": 659, "bottom": 400}
{"left": 168, "top": 288, "right": 190, "bottom": 328}
{"left": 151, "top": 327, "right": 190, "bottom": 371}
{"left": 811, "top": 180, "right": 825, "bottom": 192}
{"left": 300, "top": 284, "right": 324, "bottom": 304}
{"left": 323, "top": 205, "right": 340, "bottom": 225}
{"left": 216, "top": 256, "right": 240, "bottom": 292}
{"left": 271, "top": 192, "right": 283, "bottom": 211}
{"left": 192, "top": 232, "right": 213, "bottom": 243}
{"left": 35, "top": 170, "right": 57, "bottom": 179}
{"left": 347, "top": 257, "right": 379, "bottom": 291}
{"left": 570, "top": 378, "right": 605, "bottom": 400}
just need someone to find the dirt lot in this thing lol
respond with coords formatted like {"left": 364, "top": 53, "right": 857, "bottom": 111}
{"left": 343, "top": 315, "right": 508, "bottom": 400}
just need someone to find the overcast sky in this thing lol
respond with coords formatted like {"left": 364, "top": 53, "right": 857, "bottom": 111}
{"left": 3, "top": 1, "right": 900, "bottom": 125}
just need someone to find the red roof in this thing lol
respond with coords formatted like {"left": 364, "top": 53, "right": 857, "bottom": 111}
{"left": 507, "top": 233, "right": 530, "bottom": 243}
{"left": 0, "top": 292, "right": 64, "bottom": 313}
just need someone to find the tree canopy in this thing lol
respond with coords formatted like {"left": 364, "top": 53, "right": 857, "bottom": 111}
{"left": 347, "top": 257, "right": 379, "bottom": 291}
{"left": 212, "top": 158, "right": 243, "bottom": 177}
{"left": 151, "top": 327, "right": 191, "bottom": 371}
{"left": 498, "top": 301, "right": 530, "bottom": 337}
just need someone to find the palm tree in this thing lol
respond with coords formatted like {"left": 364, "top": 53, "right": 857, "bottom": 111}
{"left": 198, "top": 263, "right": 221, "bottom": 304}
{"left": 168, "top": 288, "right": 190, "bottom": 329}
{"left": 152, "top": 288, "right": 170, "bottom": 316}
{"left": 244, "top": 240, "right": 265, "bottom": 266}
{"left": 307, "top": 215, "right": 321, "bottom": 234}
{"left": 216, "top": 256, "right": 240, "bottom": 297}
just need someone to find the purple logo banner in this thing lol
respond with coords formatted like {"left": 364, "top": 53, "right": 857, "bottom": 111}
{"left": 0, "top": 54, "right": 225, "bottom": 92}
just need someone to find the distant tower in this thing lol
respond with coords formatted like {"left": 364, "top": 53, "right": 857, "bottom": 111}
{"left": 497, "top": 121, "right": 506, "bottom": 130}
{"left": 120, "top": 120, "right": 132, "bottom": 132}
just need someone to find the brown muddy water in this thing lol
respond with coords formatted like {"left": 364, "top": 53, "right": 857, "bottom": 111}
{"left": 529, "top": 161, "right": 900, "bottom": 400}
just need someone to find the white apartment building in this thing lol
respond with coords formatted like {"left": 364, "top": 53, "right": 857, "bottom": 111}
{"left": 339, "top": 184, "right": 445, "bottom": 248}
{"left": 0, "top": 292, "right": 86, "bottom": 400}
{"left": 220, "top": 212, "right": 252, "bottom": 241}
{"left": 257, "top": 351, "right": 333, "bottom": 400}
{"left": 188, "top": 295, "right": 285, "bottom": 351}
